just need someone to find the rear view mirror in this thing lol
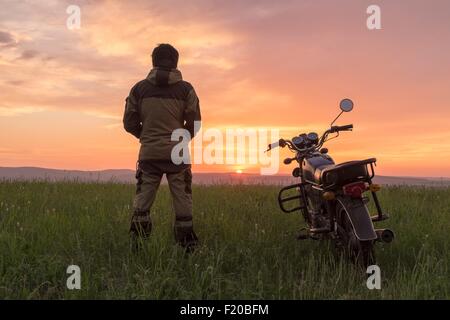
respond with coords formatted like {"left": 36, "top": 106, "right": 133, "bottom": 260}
{"left": 339, "top": 99, "right": 354, "bottom": 112}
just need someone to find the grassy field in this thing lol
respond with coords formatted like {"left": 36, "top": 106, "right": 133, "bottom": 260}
{"left": 0, "top": 181, "right": 449, "bottom": 299}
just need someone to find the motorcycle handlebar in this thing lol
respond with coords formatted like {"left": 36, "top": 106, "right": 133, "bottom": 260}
{"left": 266, "top": 139, "right": 287, "bottom": 152}
{"left": 330, "top": 124, "right": 353, "bottom": 133}
{"left": 267, "top": 141, "right": 279, "bottom": 150}
{"left": 268, "top": 124, "right": 353, "bottom": 154}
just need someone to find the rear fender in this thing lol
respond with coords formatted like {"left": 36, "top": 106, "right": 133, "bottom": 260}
{"left": 336, "top": 196, "right": 377, "bottom": 241}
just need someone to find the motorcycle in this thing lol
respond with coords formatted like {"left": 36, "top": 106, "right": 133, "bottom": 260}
{"left": 266, "top": 99, "right": 394, "bottom": 267}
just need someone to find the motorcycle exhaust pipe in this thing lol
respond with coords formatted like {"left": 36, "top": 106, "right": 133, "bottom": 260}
{"left": 375, "top": 229, "right": 395, "bottom": 243}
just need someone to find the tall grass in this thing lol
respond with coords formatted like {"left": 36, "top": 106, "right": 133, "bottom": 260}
{"left": 0, "top": 181, "right": 448, "bottom": 299}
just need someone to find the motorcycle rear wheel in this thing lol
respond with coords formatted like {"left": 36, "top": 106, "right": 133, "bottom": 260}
{"left": 335, "top": 202, "right": 375, "bottom": 268}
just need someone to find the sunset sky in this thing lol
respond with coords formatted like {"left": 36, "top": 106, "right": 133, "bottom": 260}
{"left": 1, "top": 0, "right": 450, "bottom": 177}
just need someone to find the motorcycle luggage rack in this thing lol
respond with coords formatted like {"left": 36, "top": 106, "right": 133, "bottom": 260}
{"left": 278, "top": 183, "right": 308, "bottom": 214}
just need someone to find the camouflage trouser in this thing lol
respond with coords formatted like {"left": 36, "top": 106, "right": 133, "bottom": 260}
{"left": 130, "top": 163, "right": 198, "bottom": 248}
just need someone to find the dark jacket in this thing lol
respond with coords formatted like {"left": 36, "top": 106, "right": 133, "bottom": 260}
{"left": 123, "top": 68, "right": 201, "bottom": 161}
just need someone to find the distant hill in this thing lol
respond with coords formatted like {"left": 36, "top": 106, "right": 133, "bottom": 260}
{"left": 1, "top": 166, "right": 449, "bottom": 186}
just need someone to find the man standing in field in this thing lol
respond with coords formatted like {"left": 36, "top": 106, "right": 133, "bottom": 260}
{"left": 123, "top": 44, "right": 201, "bottom": 252}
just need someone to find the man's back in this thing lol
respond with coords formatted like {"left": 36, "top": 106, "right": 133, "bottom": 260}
{"left": 124, "top": 68, "right": 201, "bottom": 161}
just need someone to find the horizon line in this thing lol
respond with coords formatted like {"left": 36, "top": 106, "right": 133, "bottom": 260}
{"left": 1, "top": 165, "right": 450, "bottom": 180}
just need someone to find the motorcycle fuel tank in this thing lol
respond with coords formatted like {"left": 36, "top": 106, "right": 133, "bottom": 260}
{"left": 303, "top": 154, "right": 335, "bottom": 184}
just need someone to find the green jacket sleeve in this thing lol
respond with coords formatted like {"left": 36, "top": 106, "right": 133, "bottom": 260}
{"left": 184, "top": 87, "right": 201, "bottom": 138}
{"left": 123, "top": 87, "right": 142, "bottom": 139}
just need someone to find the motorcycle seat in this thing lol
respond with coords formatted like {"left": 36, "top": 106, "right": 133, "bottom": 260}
{"left": 314, "top": 164, "right": 334, "bottom": 183}
{"left": 317, "top": 158, "right": 377, "bottom": 185}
